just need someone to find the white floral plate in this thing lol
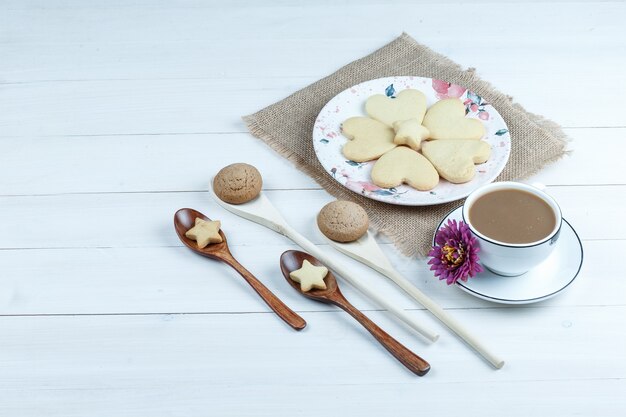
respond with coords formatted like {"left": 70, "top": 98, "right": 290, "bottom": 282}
{"left": 312, "top": 76, "right": 511, "bottom": 206}
{"left": 436, "top": 206, "right": 583, "bottom": 304}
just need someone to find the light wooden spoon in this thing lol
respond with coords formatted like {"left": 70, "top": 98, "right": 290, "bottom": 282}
{"left": 208, "top": 183, "right": 438, "bottom": 342}
{"left": 174, "top": 208, "right": 306, "bottom": 331}
{"left": 280, "top": 250, "right": 430, "bottom": 376}
{"left": 319, "top": 228, "right": 505, "bottom": 369}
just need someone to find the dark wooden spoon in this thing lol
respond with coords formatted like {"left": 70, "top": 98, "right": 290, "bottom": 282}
{"left": 174, "top": 208, "right": 306, "bottom": 330}
{"left": 279, "top": 250, "right": 430, "bottom": 376}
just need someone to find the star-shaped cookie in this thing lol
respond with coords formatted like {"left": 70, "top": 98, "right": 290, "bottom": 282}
{"left": 392, "top": 119, "right": 430, "bottom": 151}
{"left": 185, "top": 218, "right": 223, "bottom": 248}
{"left": 289, "top": 260, "right": 328, "bottom": 292}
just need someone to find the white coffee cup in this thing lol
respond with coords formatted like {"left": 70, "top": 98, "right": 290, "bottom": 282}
{"left": 461, "top": 181, "right": 562, "bottom": 276}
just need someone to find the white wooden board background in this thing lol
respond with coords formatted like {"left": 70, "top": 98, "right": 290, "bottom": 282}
{"left": 1, "top": 1, "right": 625, "bottom": 416}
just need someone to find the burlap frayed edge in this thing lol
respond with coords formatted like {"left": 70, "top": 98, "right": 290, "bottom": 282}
{"left": 397, "top": 33, "right": 570, "bottom": 180}
{"left": 242, "top": 113, "right": 368, "bottom": 199}
{"left": 243, "top": 113, "right": 440, "bottom": 258}
{"left": 242, "top": 34, "right": 570, "bottom": 257}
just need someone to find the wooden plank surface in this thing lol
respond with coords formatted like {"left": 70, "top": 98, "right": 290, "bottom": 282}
{"left": 0, "top": 187, "right": 623, "bottom": 249}
{"left": 0, "top": 239, "right": 621, "bottom": 315}
{"left": 0, "top": 0, "right": 623, "bottom": 415}
{"left": 0, "top": 128, "right": 623, "bottom": 196}
{"left": 0, "top": 310, "right": 625, "bottom": 416}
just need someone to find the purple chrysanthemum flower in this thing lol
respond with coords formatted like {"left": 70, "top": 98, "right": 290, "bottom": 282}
{"left": 428, "top": 219, "right": 483, "bottom": 285}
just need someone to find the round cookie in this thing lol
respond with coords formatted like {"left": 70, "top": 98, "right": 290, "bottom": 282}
{"left": 317, "top": 200, "right": 369, "bottom": 243}
{"left": 213, "top": 163, "right": 263, "bottom": 204}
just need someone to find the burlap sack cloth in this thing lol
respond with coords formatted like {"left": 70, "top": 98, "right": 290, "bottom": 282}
{"left": 244, "top": 33, "right": 568, "bottom": 257}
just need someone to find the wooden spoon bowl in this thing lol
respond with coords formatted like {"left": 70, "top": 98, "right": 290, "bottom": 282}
{"left": 174, "top": 208, "right": 306, "bottom": 330}
{"left": 280, "top": 250, "right": 340, "bottom": 302}
{"left": 279, "top": 250, "right": 430, "bottom": 376}
{"left": 174, "top": 208, "right": 230, "bottom": 260}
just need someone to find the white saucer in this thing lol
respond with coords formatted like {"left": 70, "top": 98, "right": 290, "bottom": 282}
{"left": 434, "top": 206, "right": 583, "bottom": 304}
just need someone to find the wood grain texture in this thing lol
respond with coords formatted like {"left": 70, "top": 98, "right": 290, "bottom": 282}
{"left": 207, "top": 187, "right": 439, "bottom": 339}
{"left": 0, "top": 128, "right": 622, "bottom": 196}
{"left": 0, "top": 187, "right": 623, "bottom": 251}
{"left": 0, "top": 310, "right": 624, "bottom": 416}
{"left": 0, "top": 239, "right": 620, "bottom": 316}
{"left": 323, "top": 231, "right": 504, "bottom": 368}
{"left": 0, "top": 0, "right": 624, "bottom": 415}
{"left": 173, "top": 208, "right": 306, "bottom": 330}
{"left": 280, "top": 250, "right": 431, "bottom": 375}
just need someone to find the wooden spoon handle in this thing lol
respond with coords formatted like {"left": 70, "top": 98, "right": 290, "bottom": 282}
{"left": 282, "top": 225, "right": 438, "bottom": 342}
{"left": 223, "top": 256, "right": 306, "bottom": 331}
{"left": 333, "top": 297, "right": 430, "bottom": 376}
{"left": 385, "top": 269, "right": 504, "bottom": 369}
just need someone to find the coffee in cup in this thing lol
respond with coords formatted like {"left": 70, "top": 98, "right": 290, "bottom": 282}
{"left": 462, "top": 182, "right": 562, "bottom": 276}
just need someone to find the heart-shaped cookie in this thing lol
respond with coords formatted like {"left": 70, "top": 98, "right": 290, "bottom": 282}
{"left": 421, "top": 139, "right": 491, "bottom": 184}
{"left": 392, "top": 118, "right": 430, "bottom": 151}
{"left": 371, "top": 146, "right": 439, "bottom": 191}
{"left": 422, "top": 98, "right": 485, "bottom": 140}
{"left": 341, "top": 117, "right": 396, "bottom": 162}
{"left": 365, "top": 89, "right": 427, "bottom": 127}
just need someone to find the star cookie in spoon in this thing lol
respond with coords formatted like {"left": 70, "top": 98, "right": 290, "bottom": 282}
{"left": 185, "top": 218, "right": 223, "bottom": 248}
{"left": 289, "top": 260, "right": 328, "bottom": 292}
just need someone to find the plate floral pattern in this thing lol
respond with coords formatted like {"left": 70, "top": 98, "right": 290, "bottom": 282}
{"left": 312, "top": 76, "right": 511, "bottom": 206}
